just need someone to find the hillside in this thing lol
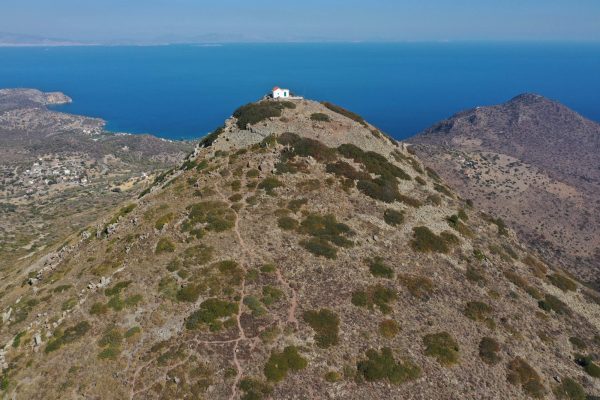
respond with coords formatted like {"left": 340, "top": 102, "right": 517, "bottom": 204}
{"left": 409, "top": 94, "right": 600, "bottom": 287}
{"left": 2, "top": 97, "right": 600, "bottom": 399}
{"left": 0, "top": 89, "right": 195, "bottom": 269}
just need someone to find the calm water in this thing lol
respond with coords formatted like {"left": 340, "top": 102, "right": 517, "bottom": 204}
{"left": 1, "top": 43, "right": 599, "bottom": 140}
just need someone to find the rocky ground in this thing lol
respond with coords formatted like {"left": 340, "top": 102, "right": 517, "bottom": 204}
{"left": 409, "top": 94, "right": 600, "bottom": 288}
{"left": 2, "top": 97, "right": 600, "bottom": 399}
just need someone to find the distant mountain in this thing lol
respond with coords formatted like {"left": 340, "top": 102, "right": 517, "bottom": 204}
{"left": 410, "top": 94, "right": 600, "bottom": 286}
{"left": 3, "top": 95, "right": 600, "bottom": 399}
{"left": 0, "top": 32, "right": 93, "bottom": 47}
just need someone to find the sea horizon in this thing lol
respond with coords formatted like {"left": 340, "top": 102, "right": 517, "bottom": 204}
{"left": 2, "top": 42, "right": 600, "bottom": 140}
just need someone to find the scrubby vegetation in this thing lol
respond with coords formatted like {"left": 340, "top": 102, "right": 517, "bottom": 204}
{"left": 297, "top": 213, "right": 354, "bottom": 259}
{"left": 277, "top": 216, "right": 298, "bottom": 230}
{"left": 338, "top": 144, "right": 411, "bottom": 181}
{"left": 503, "top": 270, "right": 542, "bottom": 300}
{"left": 310, "top": 112, "right": 330, "bottom": 122}
{"left": 322, "top": 102, "right": 367, "bottom": 126}
{"left": 575, "top": 354, "right": 600, "bottom": 378}
{"left": 383, "top": 209, "right": 404, "bottom": 227}
{"left": 303, "top": 309, "right": 340, "bottom": 348}
{"left": 479, "top": 337, "right": 500, "bottom": 364}
{"left": 553, "top": 377, "right": 586, "bottom": 400}
{"left": 45, "top": 321, "right": 91, "bottom": 353}
{"left": 97, "top": 326, "right": 122, "bottom": 360}
{"left": 356, "top": 347, "right": 421, "bottom": 384}
{"left": 155, "top": 237, "right": 175, "bottom": 254}
{"left": 398, "top": 274, "right": 434, "bottom": 300}
{"left": 423, "top": 332, "right": 460, "bottom": 366}
{"left": 264, "top": 346, "right": 307, "bottom": 382}
{"left": 379, "top": 319, "right": 400, "bottom": 338}
{"left": 538, "top": 294, "right": 571, "bottom": 315}
{"left": 258, "top": 177, "right": 284, "bottom": 195}
{"left": 352, "top": 285, "right": 397, "bottom": 314}
{"left": 464, "top": 301, "right": 495, "bottom": 329}
{"left": 185, "top": 298, "right": 238, "bottom": 331}
{"left": 367, "top": 257, "right": 394, "bottom": 278}
{"left": 548, "top": 273, "right": 577, "bottom": 292}
{"left": 507, "top": 357, "right": 546, "bottom": 398}
{"left": 325, "top": 161, "right": 369, "bottom": 181}
{"left": 233, "top": 101, "right": 295, "bottom": 129}
{"left": 446, "top": 214, "right": 474, "bottom": 237}
{"left": 182, "top": 201, "right": 236, "bottom": 236}
{"left": 199, "top": 126, "right": 224, "bottom": 147}
{"left": 239, "top": 377, "right": 272, "bottom": 400}
{"left": 411, "top": 227, "right": 458, "bottom": 254}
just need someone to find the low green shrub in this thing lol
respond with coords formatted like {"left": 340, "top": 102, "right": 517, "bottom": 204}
{"left": 258, "top": 177, "right": 284, "bottom": 196}
{"left": 262, "top": 286, "right": 284, "bottom": 306}
{"left": 383, "top": 209, "right": 404, "bottom": 227}
{"left": 183, "top": 201, "right": 236, "bottom": 234}
{"left": 379, "top": 319, "right": 400, "bottom": 338}
{"left": 277, "top": 216, "right": 298, "bottom": 231}
{"left": 548, "top": 273, "right": 577, "bottom": 292}
{"left": 244, "top": 296, "right": 267, "bottom": 317}
{"left": 199, "top": 126, "right": 224, "bottom": 147}
{"left": 301, "top": 238, "right": 338, "bottom": 259}
{"left": 338, "top": 143, "right": 411, "bottom": 181}
{"left": 176, "top": 284, "right": 201, "bottom": 302}
{"left": 233, "top": 101, "right": 295, "bottom": 129}
{"left": 351, "top": 285, "right": 396, "bottom": 314}
{"left": 367, "top": 257, "right": 394, "bottom": 278}
{"left": 186, "top": 298, "right": 238, "bottom": 331}
{"left": 105, "top": 281, "right": 131, "bottom": 297}
{"left": 326, "top": 161, "right": 370, "bottom": 181}
{"left": 322, "top": 102, "right": 366, "bottom": 126}
{"left": 423, "top": 332, "right": 460, "bottom": 366}
{"left": 575, "top": 354, "right": 600, "bottom": 378}
{"left": 90, "top": 302, "right": 109, "bottom": 315}
{"left": 538, "top": 294, "right": 571, "bottom": 315}
{"left": 464, "top": 301, "right": 495, "bottom": 328}
{"left": 466, "top": 266, "right": 487, "bottom": 285}
{"left": 299, "top": 213, "right": 354, "bottom": 248}
{"left": 303, "top": 309, "right": 340, "bottom": 348}
{"left": 356, "top": 347, "right": 421, "bottom": 384}
{"left": 45, "top": 321, "right": 91, "bottom": 353}
{"left": 569, "top": 337, "right": 587, "bottom": 350}
{"left": 310, "top": 112, "right": 330, "bottom": 122}
{"left": 155, "top": 213, "right": 174, "bottom": 230}
{"left": 523, "top": 255, "right": 548, "bottom": 277}
{"left": 239, "top": 377, "right": 272, "bottom": 400}
{"left": 553, "top": 377, "right": 586, "bottom": 400}
{"left": 411, "top": 227, "right": 457, "bottom": 254}
{"left": 398, "top": 274, "right": 434, "bottom": 300}
{"left": 155, "top": 238, "right": 175, "bottom": 254}
{"left": 264, "top": 346, "right": 307, "bottom": 382}
{"left": 287, "top": 198, "right": 308, "bottom": 212}
{"left": 479, "top": 337, "right": 500, "bottom": 364}
{"left": 507, "top": 357, "right": 546, "bottom": 398}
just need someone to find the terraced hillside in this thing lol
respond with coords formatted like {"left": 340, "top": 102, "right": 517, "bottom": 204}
{"left": 2, "top": 97, "right": 600, "bottom": 399}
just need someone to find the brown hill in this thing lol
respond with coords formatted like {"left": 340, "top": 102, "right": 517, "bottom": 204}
{"left": 2, "top": 97, "right": 600, "bottom": 399}
{"left": 410, "top": 94, "right": 600, "bottom": 287}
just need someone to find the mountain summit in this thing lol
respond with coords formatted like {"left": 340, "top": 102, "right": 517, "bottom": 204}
{"left": 2, "top": 97, "right": 600, "bottom": 399}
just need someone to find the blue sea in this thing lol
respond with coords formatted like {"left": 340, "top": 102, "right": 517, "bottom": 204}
{"left": 1, "top": 43, "right": 599, "bottom": 140}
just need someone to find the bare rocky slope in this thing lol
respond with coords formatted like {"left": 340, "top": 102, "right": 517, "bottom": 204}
{"left": 2, "top": 97, "right": 600, "bottom": 399}
{"left": 0, "top": 89, "right": 195, "bottom": 267}
{"left": 409, "top": 94, "right": 600, "bottom": 287}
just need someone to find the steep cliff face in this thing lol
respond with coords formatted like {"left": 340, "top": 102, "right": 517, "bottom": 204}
{"left": 410, "top": 94, "right": 600, "bottom": 286}
{"left": 2, "top": 97, "right": 600, "bottom": 399}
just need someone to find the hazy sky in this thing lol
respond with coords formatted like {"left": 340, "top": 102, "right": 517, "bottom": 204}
{"left": 2, "top": 0, "right": 599, "bottom": 42}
